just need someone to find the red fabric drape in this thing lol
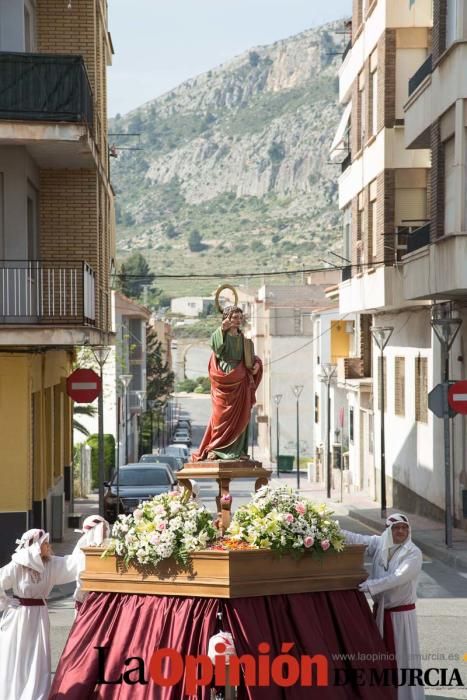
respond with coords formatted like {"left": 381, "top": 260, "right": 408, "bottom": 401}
{"left": 191, "top": 354, "right": 263, "bottom": 462}
{"left": 50, "top": 590, "right": 396, "bottom": 699}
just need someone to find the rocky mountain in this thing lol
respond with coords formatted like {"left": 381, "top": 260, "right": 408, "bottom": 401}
{"left": 110, "top": 21, "right": 346, "bottom": 294}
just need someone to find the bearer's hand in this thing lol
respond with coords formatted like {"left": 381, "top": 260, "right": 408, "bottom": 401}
{"left": 251, "top": 362, "right": 260, "bottom": 376}
{"left": 358, "top": 581, "right": 370, "bottom": 593}
{"left": 221, "top": 317, "right": 232, "bottom": 332}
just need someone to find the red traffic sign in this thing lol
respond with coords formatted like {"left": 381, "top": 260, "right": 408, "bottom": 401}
{"left": 448, "top": 380, "right": 467, "bottom": 415}
{"left": 66, "top": 368, "right": 101, "bottom": 403}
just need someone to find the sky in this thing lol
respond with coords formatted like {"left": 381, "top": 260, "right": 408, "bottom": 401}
{"left": 108, "top": 0, "right": 352, "bottom": 117}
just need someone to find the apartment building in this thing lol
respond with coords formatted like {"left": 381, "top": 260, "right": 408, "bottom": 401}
{"left": 403, "top": 0, "right": 467, "bottom": 526}
{"left": 0, "top": 0, "right": 114, "bottom": 562}
{"left": 332, "top": 0, "right": 448, "bottom": 517}
{"left": 248, "top": 274, "right": 339, "bottom": 464}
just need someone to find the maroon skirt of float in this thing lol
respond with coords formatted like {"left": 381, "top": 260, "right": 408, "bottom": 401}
{"left": 50, "top": 590, "right": 396, "bottom": 700}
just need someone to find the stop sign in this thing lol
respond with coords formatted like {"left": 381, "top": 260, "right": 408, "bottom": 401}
{"left": 448, "top": 380, "right": 467, "bottom": 415}
{"left": 66, "top": 368, "right": 101, "bottom": 403}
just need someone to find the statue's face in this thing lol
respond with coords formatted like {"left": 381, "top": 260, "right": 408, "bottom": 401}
{"left": 229, "top": 311, "right": 243, "bottom": 329}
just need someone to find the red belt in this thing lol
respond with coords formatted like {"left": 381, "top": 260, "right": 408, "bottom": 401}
{"left": 14, "top": 597, "right": 45, "bottom": 606}
{"left": 374, "top": 603, "right": 416, "bottom": 660}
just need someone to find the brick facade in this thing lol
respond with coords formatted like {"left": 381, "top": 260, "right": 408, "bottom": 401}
{"left": 35, "top": 0, "right": 113, "bottom": 332}
{"left": 377, "top": 30, "right": 396, "bottom": 131}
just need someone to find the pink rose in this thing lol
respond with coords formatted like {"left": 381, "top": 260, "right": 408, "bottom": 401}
{"left": 150, "top": 533, "right": 160, "bottom": 545}
{"left": 295, "top": 502, "right": 306, "bottom": 516}
{"left": 157, "top": 522, "right": 167, "bottom": 531}
{"left": 284, "top": 513, "right": 294, "bottom": 524}
{"left": 133, "top": 509, "right": 143, "bottom": 521}
{"left": 304, "top": 536, "right": 314, "bottom": 548}
{"left": 321, "top": 539, "right": 330, "bottom": 551}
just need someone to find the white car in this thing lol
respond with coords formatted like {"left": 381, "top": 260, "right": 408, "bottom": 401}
{"left": 172, "top": 430, "right": 191, "bottom": 446}
{"left": 166, "top": 444, "right": 190, "bottom": 460}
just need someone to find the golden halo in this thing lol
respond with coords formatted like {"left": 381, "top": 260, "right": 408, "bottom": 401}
{"left": 215, "top": 284, "right": 239, "bottom": 314}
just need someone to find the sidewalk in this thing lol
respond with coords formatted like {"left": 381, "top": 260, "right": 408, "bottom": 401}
{"left": 277, "top": 470, "right": 467, "bottom": 574}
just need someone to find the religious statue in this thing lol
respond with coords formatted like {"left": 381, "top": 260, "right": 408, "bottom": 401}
{"left": 192, "top": 287, "right": 263, "bottom": 462}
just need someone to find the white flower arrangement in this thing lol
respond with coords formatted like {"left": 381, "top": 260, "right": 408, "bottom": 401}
{"left": 225, "top": 483, "right": 345, "bottom": 556}
{"left": 104, "top": 489, "right": 217, "bottom": 567}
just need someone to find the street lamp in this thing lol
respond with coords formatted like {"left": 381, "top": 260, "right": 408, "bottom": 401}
{"left": 148, "top": 399, "right": 157, "bottom": 454}
{"left": 273, "top": 394, "right": 283, "bottom": 478}
{"left": 119, "top": 374, "right": 133, "bottom": 464}
{"left": 136, "top": 390, "right": 146, "bottom": 459}
{"left": 90, "top": 345, "right": 111, "bottom": 516}
{"left": 292, "top": 385, "right": 304, "bottom": 490}
{"left": 319, "top": 364, "right": 337, "bottom": 499}
{"left": 370, "top": 326, "right": 394, "bottom": 518}
{"left": 431, "top": 308, "right": 462, "bottom": 548}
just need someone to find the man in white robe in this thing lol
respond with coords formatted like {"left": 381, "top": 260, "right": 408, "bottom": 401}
{"left": 0, "top": 528, "right": 84, "bottom": 700}
{"left": 73, "top": 515, "right": 110, "bottom": 612}
{"left": 343, "top": 513, "right": 424, "bottom": 700}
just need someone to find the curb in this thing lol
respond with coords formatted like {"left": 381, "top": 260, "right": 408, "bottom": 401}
{"left": 348, "top": 508, "right": 467, "bottom": 574}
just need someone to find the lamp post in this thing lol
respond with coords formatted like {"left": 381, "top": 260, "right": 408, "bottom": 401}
{"left": 273, "top": 394, "right": 283, "bottom": 478}
{"left": 118, "top": 374, "right": 132, "bottom": 520}
{"left": 431, "top": 309, "right": 462, "bottom": 547}
{"left": 370, "top": 326, "right": 394, "bottom": 518}
{"left": 292, "top": 385, "right": 304, "bottom": 490}
{"left": 136, "top": 390, "right": 146, "bottom": 459}
{"left": 119, "top": 374, "right": 132, "bottom": 464}
{"left": 148, "top": 399, "right": 157, "bottom": 454}
{"left": 319, "top": 364, "right": 337, "bottom": 499}
{"left": 90, "top": 345, "right": 111, "bottom": 516}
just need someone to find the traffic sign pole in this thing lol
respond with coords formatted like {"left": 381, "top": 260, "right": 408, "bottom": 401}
{"left": 442, "top": 381, "right": 453, "bottom": 549}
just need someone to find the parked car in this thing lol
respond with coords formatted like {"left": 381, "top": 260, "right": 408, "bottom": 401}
{"left": 175, "top": 419, "right": 191, "bottom": 433}
{"left": 165, "top": 444, "right": 189, "bottom": 461}
{"left": 172, "top": 429, "right": 192, "bottom": 446}
{"left": 139, "top": 453, "right": 182, "bottom": 472}
{"left": 103, "top": 463, "right": 176, "bottom": 522}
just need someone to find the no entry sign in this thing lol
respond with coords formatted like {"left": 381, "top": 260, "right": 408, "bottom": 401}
{"left": 66, "top": 368, "right": 101, "bottom": 403}
{"left": 448, "top": 380, "right": 467, "bottom": 415}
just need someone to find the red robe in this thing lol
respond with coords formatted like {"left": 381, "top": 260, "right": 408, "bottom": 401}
{"left": 191, "top": 354, "right": 263, "bottom": 461}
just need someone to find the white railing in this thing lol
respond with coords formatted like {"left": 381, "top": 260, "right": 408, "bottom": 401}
{"left": 0, "top": 260, "right": 96, "bottom": 325}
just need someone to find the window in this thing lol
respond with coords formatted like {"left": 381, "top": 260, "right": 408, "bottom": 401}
{"left": 349, "top": 406, "right": 354, "bottom": 443}
{"left": 359, "top": 82, "right": 366, "bottom": 150}
{"left": 314, "top": 394, "right": 320, "bottom": 424}
{"left": 446, "top": 0, "right": 457, "bottom": 48}
{"left": 394, "top": 357, "right": 405, "bottom": 417}
{"left": 415, "top": 357, "right": 428, "bottom": 423}
{"left": 369, "top": 413, "right": 374, "bottom": 454}
{"left": 377, "top": 356, "right": 387, "bottom": 412}
{"left": 368, "top": 68, "right": 378, "bottom": 137}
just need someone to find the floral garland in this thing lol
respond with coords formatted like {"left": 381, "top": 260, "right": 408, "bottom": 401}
{"left": 224, "top": 483, "right": 345, "bottom": 556}
{"left": 104, "top": 489, "right": 217, "bottom": 567}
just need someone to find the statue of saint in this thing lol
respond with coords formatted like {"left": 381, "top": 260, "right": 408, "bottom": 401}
{"left": 192, "top": 305, "right": 262, "bottom": 461}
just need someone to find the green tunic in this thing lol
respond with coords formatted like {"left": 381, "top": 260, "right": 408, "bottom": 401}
{"left": 210, "top": 326, "right": 249, "bottom": 459}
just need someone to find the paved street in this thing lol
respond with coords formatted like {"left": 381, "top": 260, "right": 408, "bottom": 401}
{"left": 49, "top": 397, "right": 467, "bottom": 698}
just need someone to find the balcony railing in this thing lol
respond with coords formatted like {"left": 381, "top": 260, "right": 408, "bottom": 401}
{"left": 407, "top": 222, "right": 430, "bottom": 254}
{"left": 0, "top": 260, "right": 96, "bottom": 325}
{"left": 408, "top": 54, "right": 432, "bottom": 96}
{"left": 0, "top": 53, "right": 93, "bottom": 125}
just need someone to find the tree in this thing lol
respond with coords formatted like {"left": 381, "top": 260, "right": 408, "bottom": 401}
{"left": 188, "top": 229, "right": 205, "bottom": 252}
{"left": 73, "top": 404, "right": 97, "bottom": 437}
{"left": 146, "top": 325, "right": 175, "bottom": 405}
{"left": 116, "top": 252, "right": 154, "bottom": 300}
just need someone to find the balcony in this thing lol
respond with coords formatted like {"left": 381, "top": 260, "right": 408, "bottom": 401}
{"left": 408, "top": 54, "right": 432, "bottom": 96}
{"left": 0, "top": 260, "right": 95, "bottom": 326}
{"left": 341, "top": 265, "right": 352, "bottom": 282}
{"left": 0, "top": 53, "right": 97, "bottom": 168}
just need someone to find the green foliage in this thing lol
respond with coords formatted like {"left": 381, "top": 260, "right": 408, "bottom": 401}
{"left": 251, "top": 240, "right": 266, "bottom": 253}
{"left": 268, "top": 141, "right": 286, "bottom": 163}
{"left": 117, "top": 252, "right": 155, "bottom": 299}
{"left": 146, "top": 325, "right": 175, "bottom": 404}
{"left": 73, "top": 404, "right": 97, "bottom": 437}
{"left": 188, "top": 229, "right": 205, "bottom": 252}
{"left": 176, "top": 376, "right": 211, "bottom": 393}
{"left": 249, "top": 51, "right": 260, "bottom": 67}
{"left": 172, "top": 315, "right": 219, "bottom": 338}
{"left": 86, "top": 433, "right": 115, "bottom": 488}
